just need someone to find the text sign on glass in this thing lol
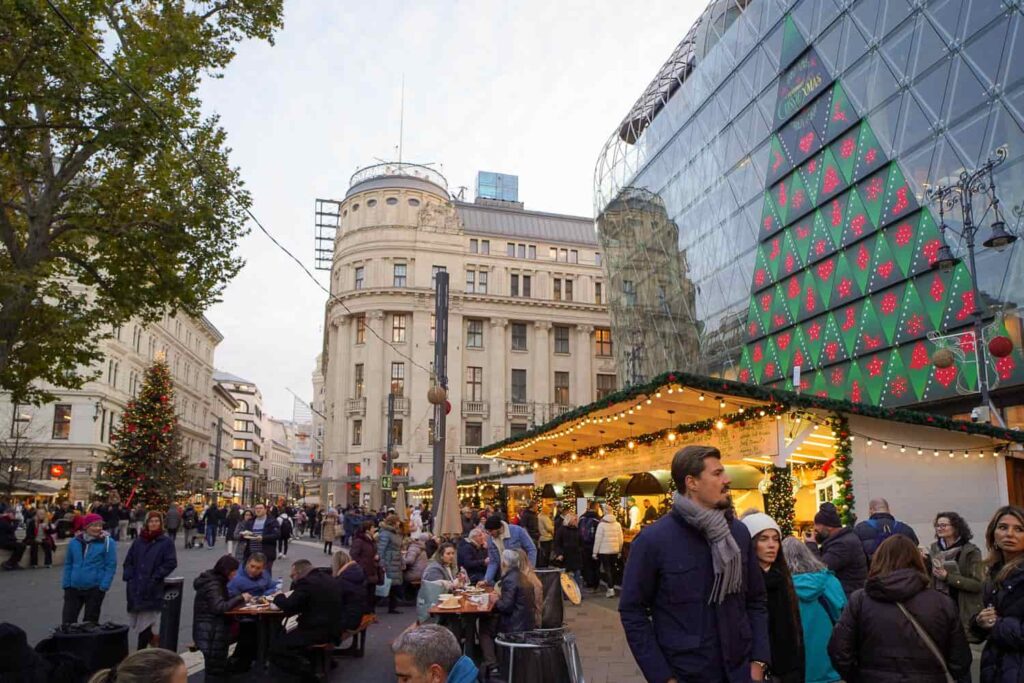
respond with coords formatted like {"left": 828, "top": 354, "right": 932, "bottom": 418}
{"left": 775, "top": 49, "right": 831, "bottom": 129}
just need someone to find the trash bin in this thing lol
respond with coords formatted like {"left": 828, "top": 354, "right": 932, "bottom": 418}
{"left": 48, "top": 623, "right": 129, "bottom": 675}
{"left": 495, "top": 628, "right": 584, "bottom": 683}
{"left": 159, "top": 577, "right": 185, "bottom": 652}
{"left": 534, "top": 568, "right": 564, "bottom": 629}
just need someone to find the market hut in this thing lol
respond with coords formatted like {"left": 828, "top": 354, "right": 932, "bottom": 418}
{"left": 480, "top": 371, "right": 1024, "bottom": 540}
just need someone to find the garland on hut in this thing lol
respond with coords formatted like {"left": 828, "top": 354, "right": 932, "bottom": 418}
{"left": 829, "top": 412, "right": 856, "bottom": 526}
{"left": 765, "top": 465, "right": 796, "bottom": 536}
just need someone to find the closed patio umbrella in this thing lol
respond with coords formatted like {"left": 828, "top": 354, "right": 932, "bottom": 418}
{"left": 434, "top": 462, "right": 462, "bottom": 538}
{"left": 394, "top": 483, "right": 409, "bottom": 522}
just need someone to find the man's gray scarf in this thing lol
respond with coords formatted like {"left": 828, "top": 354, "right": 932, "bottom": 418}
{"left": 673, "top": 492, "right": 743, "bottom": 604}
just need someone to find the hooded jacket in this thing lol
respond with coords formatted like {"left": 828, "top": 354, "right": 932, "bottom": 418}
{"left": 820, "top": 526, "right": 868, "bottom": 597}
{"left": 494, "top": 568, "right": 537, "bottom": 633}
{"left": 791, "top": 569, "right": 845, "bottom": 683}
{"left": 350, "top": 530, "right": 380, "bottom": 585}
{"left": 828, "top": 568, "right": 972, "bottom": 683}
{"left": 376, "top": 522, "right": 405, "bottom": 581}
{"left": 593, "top": 513, "right": 624, "bottom": 556}
{"left": 335, "top": 562, "right": 368, "bottom": 631}
{"left": 972, "top": 562, "right": 1024, "bottom": 683}
{"left": 403, "top": 536, "right": 430, "bottom": 583}
{"left": 192, "top": 570, "right": 245, "bottom": 672}
{"left": 62, "top": 532, "right": 117, "bottom": 591}
{"left": 123, "top": 531, "right": 177, "bottom": 612}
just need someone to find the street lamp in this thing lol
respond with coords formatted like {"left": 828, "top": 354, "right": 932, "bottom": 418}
{"left": 927, "top": 146, "right": 1018, "bottom": 426}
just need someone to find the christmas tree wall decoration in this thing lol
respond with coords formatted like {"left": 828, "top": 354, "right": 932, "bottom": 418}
{"left": 96, "top": 359, "right": 189, "bottom": 509}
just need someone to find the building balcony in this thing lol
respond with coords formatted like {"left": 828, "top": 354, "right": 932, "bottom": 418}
{"left": 382, "top": 397, "right": 410, "bottom": 415}
{"left": 549, "top": 403, "right": 575, "bottom": 419}
{"left": 345, "top": 398, "right": 366, "bottom": 416}
{"left": 462, "top": 400, "right": 490, "bottom": 418}
{"left": 231, "top": 469, "right": 257, "bottom": 479}
{"left": 461, "top": 446, "right": 480, "bottom": 456}
{"left": 342, "top": 475, "right": 362, "bottom": 484}
{"left": 506, "top": 401, "right": 535, "bottom": 420}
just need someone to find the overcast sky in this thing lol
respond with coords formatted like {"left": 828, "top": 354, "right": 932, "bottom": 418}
{"left": 199, "top": 1, "right": 706, "bottom": 419}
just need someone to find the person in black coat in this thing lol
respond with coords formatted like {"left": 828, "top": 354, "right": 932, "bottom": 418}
{"left": 552, "top": 512, "right": 583, "bottom": 588}
{"left": 269, "top": 559, "right": 344, "bottom": 681}
{"left": 518, "top": 501, "right": 540, "bottom": 546}
{"left": 477, "top": 549, "right": 538, "bottom": 678}
{"left": 240, "top": 503, "right": 280, "bottom": 574}
{"left": 332, "top": 550, "right": 368, "bottom": 632}
{"left": 815, "top": 502, "right": 868, "bottom": 597}
{"left": 193, "top": 555, "right": 249, "bottom": 678}
{"left": 828, "top": 535, "right": 972, "bottom": 683}
{"left": 971, "top": 505, "right": 1024, "bottom": 683}
{"left": 457, "top": 530, "right": 489, "bottom": 584}
{"left": 123, "top": 511, "right": 177, "bottom": 650}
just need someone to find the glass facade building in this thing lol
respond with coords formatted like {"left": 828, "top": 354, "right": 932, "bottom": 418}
{"left": 596, "top": 0, "right": 1024, "bottom": 411}
{"left": 476, "top": 171, "right": 520, "bottom": 202}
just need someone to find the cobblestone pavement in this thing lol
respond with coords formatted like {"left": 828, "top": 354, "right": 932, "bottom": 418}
{"left": 563, "top": 591, "right": 644, "bottom": 683}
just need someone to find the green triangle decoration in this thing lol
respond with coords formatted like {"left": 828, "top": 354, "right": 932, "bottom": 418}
{"left": 818, "top": 147, "right": 847, "bottom": 202}
{"left": 778, "top": 230, "right": 804, "bottom": 279}
{"left": 825, "top": 363, "right": 849, "bottom": 400}
{"left": 812, "top": 256, "right": 837, "bottom": 309}
{"left": 884, "top": 211, "right": 920, "bottom": 278}
{"left": 943, "top": 262, "right": 977, "bottom": 330}
{"left": 850, "top": 235, "right": 876, "bottom": 293}
{"left": 806, "top": 210, "right": 835, "bottom": 264}
{"left": 873, "top": 282, "right": 906, "bottom": 344}
{"left": 901, "top": 340, "right": 933, "bottom": 400}
{"left": 761, "top": 233, "right": 784, "bottom": 280}
{"left": 767, "top": 134, "right": 790, "bottom": 187}
{"left": 858, "top": 165, "right": 889, "bottom": 228}
{"left": 749, "top": 338, "right": 771, "bottom": 383}
{"left": 868, "top": 232, "right": 901, "bottom": 292}
{"left": 881, "top": 349, "right": 911, "bottom": 406}
{"left": 848, "top": 361, "right": 866, "bottom": 404}
{"left": 774, "top": 179, "right": 792, "bottom": 226}
{"left": 761, "top": 340, "right": 784, "bottom": 383}
{"left": 836, "top": 300, "right": 864, "bottom": 356}
{"left": 853, "top": 121, "right": 888, "bottom": 181}
{"left": 824, "top": 81, "right": 857, "bottom": 141}
{"left": 800, "top": 315, "right": 827, "bottom": 365}
{"left": 841, "top": 189, "right": 874, "bottom": 247}
{"left": 956, "top": 330, "right": 980, "bottom": 393}
{"left": 818, "top": 312, "right": 849, "bottom": 366}
{"left": 768, "top": 283, "right": 794, "bottom": 333}
{"left": 894, "top": 280, "right": 928, "bottom": 344}
{"left": 861, "top": 349, "right": 891, "bottom": 405}
{"left": 761, "top": 189, "right": 785, "bottom": 239}
{"left": 823, "top": 192, "right": 848, "bottom": 246}
{"left": 780, "top": 16, "right": 809, "bottom": 70}
{"left": 832, "top": 126, "right": 860, "bottom": 184}
{"left": 881, "top": 162, "right": 918, "bottom": 227}
{"left": 811, "top": 370, "right": 830, "bottom": 398}
{"left": 791, "top": 215, "right": 815, "bottom": 264}
{"left": 737, "top": 346, "right": 755, "bottom": 384}
{"left": 911, "top": 210, "right": 944, "bottom": 274}
{"left": 746, "top": 296, "right": 768, "bottom": 341}
{"left": 773, "top": 329, "right": 797, "bottom": 375}
{"left": 925, "top": 356, "right": 960, "bottom": 401}
{"left": 782, "top": 273, "right": 804, "bottom": 320}
{"left": 792, "top": 324, "right": 814, "bottom": 371}
{"left": 922, "top": 269, "right": 952, "bottom": 330}
{"left": 752, "top": 244, "right": 776, "bottom": 292}
{"left": 854, "top": 298, "right": 886, "bottom": 357}
{"left": 830, "top": 251, "right": 862, "bottom": 307}
{"left": 786, "top": 171, "right": 812, "bottom": 224}
{"left": 801, "top": 152, "right": 825, "bottom": 206}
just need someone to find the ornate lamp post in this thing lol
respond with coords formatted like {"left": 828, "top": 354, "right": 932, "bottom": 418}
{"left": 927, "top": 147, "right": 1017, "bottom": 426}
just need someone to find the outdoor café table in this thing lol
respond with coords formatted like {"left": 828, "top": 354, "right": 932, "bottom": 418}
{"left": 225, "top": 602, "right": 284, "bottom": 672}
{"left": 429, "top": 589, "right": 496, "bottom": 660}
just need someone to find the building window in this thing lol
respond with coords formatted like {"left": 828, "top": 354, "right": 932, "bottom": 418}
{"left": 595, "top": 328, "right": 613, "bottom": 356}
{"left": 386, "top": 197, "right": 398, "bottom": 205}
{"left": 624, "top": 280, "right": 637, "bottom": 305}
{"left": 355, "top": 315, "right": 366, "bottom": 344}
{"left": 511, "top": 323, "right": 527, "bottom": 351}
{"left": 393, "top": 263, "right": 407, "bottom": 287}
{"left": 554, "top": 372, "right": 570, "bottom": 405}
{"left": 549, "top": 247, "right": 557, "bottom": 260}
{"left": 52, "top": 404, "right": 71, "bottom": 440}
{"left": 570, "top": 249, "right": 578, "bottom": 264}
{"left": 392, "top": 314, "right": 407, "bottom": 343}
{"left": 517, "top": 244, "right": 526, "bottom": 259}
{"left": 595, "top": 282, "right": 603, "bottom": 304}
{"left": 470, "top": 239, "right": 478, "bottom": 254}
{"left": 391, "top": 419, "right": 404, "bottom": 445}
{"left": 354, "top": 266, "right": 364, "bottom": 290}
{"left": 510, "top": 422, "right": 527, "bottom": 437}
{"left": 480, "top": 239, "right": 490, "bottom": 255}
{"left": 596, "top": 374, "right": 616, "bottom": 400}
{"left": 467, "top": 320, "right": 483, "bottom": 348}
{"left": 565, "top": 279, "right": 574, "bottom": 302}
{"left": 522, "top": 274, "right": 531, "bottom": 297}
{"left": 554, "top": 325, "right": 570, "bottom": 354}
{"left": 477, "top": 270, "right": 488, "bottom": 294}
{"left": 431, "top": 265, "right": 446, "bottom": 286}
{"left": 465, "top": 422, "right": 482, "bottom": 447}
{"left": 528, "top": 245, "right": 536, "bottom": 259}
{"left": 553, "top": 278, "right": 562, "bottom": 301}
{"left": 466, "top": 270, "right": 476, "bottom": 294}
{"left": 466, "top": 366, "right": 483, "bottom": 401}
{"left": 595, "top": 252, "right": 602, "bottom": 266}
{"left": 511, "top": 369, "right": 527, "bottom": 403}
{"left": 390, "top": 362, "right": 405, "bottom": 396}
{"left": 353, "top": 363, "right": 364, "bottom": 399}
{"left": 507, "top": 242, "right": 515, "bottom": 257}
{"left": 430, "top": 313, "right": 436, "bottom": 343}
{"left": 510, "top": 274, "right": 519, "bottom": 297}
{"left": 461, "top": 464, "right": 490, "bottom": 476}
{"left": 352, "top": 420, "right": 362, "bottom": 445}
{"left": 560, "top": 248, "right": 568, "bottom": 262}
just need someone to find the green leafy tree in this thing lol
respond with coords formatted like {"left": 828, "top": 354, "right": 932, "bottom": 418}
{"left": 0, "top": 1, "right": 283, "bottom": 403}
{"left": 96, "top": 359, "right": 187, "bottom": 509}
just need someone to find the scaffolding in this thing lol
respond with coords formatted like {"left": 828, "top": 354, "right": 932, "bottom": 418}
{"left": 314, "top": 198, "right": 342, "bottom": 271}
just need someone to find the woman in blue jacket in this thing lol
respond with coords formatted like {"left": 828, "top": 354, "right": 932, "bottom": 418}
{"left": 62, "top": 513, "right": 118, "bottom": 624}
{"left": 782, "top": 536, "right": 846, "bottom": 683}
{"left": 123, "top": 511, "right": 177, "bottom": 650}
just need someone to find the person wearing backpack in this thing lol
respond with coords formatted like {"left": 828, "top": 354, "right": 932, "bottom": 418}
{"left": 855, "top": 498, "right": 920, "bottom": 560}
{"left": 578, "top": 501, "right": 601, "bottom": 593}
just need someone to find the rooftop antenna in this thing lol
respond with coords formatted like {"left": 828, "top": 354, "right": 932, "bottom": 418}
{"left": 398, "top": 74, "right": 404, "bottom": 164}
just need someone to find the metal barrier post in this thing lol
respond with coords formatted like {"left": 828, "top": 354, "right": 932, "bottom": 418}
{"left": 160, "top": 577, "right": 185, "bottom": 651}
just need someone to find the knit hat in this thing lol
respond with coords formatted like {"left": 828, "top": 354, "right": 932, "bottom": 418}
{"left": 814, "top": 502, "right": 842, "bottom": 528}
{"left": 741, "top": 512, "right": 781, "bottom": 540}
{"left": 81, "top": 513, "right": 104, "bottom": 528}
{"left": 484, "top": 514, "right": 503, "bottom": 530}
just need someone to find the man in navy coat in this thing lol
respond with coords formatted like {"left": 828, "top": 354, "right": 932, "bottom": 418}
{"left": 619, "top": 445, "right": 770, "bottom": 682}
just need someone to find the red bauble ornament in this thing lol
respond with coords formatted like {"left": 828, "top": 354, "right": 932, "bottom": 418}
{"left": 989, "top": 335, "right": 1014, "bottom": 359}
{"left": 160, "top": 395, "right": 168, "bottom": 403}
{"left": 198, "top": 461, "right": 208, "bottom": 469}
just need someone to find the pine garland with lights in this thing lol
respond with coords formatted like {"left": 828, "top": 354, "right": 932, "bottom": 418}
{"left": 765, "top": 465, "right": 796, "bottom": 536}
{"left": 603, "top": 478, "right": 623, "bottom": 522}
{"left": 829, "top": 413, "right": 856, "bottom": 525}
{"left": 95, "top": 360, "right": 188, "bottom": 509}
{"left": 559, "top": 485, "right": 577, "bottom": 516}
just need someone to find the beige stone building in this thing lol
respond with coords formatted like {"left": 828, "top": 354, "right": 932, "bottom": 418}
{"left": 320, "top": 163, "right": 615, "bottom": 508}
{"left": 0, "top": 314, "right": 224, "bottom": 502}
{"left": 213, "top": 370, "right": 267, "bottom": 506}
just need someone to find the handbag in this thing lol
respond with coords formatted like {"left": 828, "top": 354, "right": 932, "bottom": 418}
{"left": 895, "top": 601, "right": 955, "bottom": 683}
{"left": 375, "top": 575, "right": 392, "bottom": 598}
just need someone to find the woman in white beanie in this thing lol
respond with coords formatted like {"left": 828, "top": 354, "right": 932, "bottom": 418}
{"left": 741, "top": 512, "right": 804, "bottom": 683}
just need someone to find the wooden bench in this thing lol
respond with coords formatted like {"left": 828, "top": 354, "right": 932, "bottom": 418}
{"left": 307, "top": 642, "right": 334, "bottom": 681}
{"left": 333, "top": 613, "right": 377, "bottom": 659}
{"left": 9, "top": 539, "right": 70, "bottom": 569}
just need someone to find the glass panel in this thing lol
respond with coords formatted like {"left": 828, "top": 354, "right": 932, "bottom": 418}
{"left": 923, "top": 0, "right": 964, "bottom": 43}
{"left": 943, "top": 56, "right": 989, "bottom": 126}
{"left": 895, "top": 91, "right": 935, "bottom": 155}
{"left": 910, "top": 14, "right": 951, "bottom": 81}
{"left": 912, "top": 59, "right": 953, "bottom": 120}
{"left": 961, "top": 16, "right": 1009, "bottom": 89}
{"left": 881, "top": 18, "right": 916, "bottom": 82}
{"left": 947, "top": 105, "right": 994, "bottom": 169}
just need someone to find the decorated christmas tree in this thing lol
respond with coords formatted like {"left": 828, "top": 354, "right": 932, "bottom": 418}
{"left": 95, "top": 358, "right": 188, "bottom": 509}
